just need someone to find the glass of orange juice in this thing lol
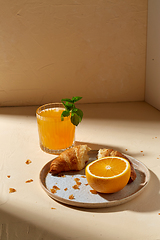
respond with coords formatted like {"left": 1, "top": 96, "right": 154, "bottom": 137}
{"left": 36, "top": 103, "right": 75, "bottom": 154}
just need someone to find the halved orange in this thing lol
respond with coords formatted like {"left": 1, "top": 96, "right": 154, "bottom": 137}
{"left": 85, "top": 157, "right": 131, "bottom": 193}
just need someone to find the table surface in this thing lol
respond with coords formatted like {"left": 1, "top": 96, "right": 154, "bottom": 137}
{"left": 0, "top": 102, "right": 160, "bottom": 240}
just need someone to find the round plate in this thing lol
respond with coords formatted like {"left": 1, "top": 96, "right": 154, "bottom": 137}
{"left": 39, "top": 150, "right": 150, "bottom": 208}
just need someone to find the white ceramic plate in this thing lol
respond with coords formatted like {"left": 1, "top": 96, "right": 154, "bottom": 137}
{"left": 39, "top": 150, "right": 150, "bottom": 208}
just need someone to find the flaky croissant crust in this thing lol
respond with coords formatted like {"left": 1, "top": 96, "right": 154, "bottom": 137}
{"left": 49, "top": 145, "right": 91, "bottom": 175}
{"left": 98, "top": 149, "right": 137, "bottom": 183}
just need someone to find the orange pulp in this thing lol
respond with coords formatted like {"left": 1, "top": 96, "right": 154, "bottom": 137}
{"left": 85, "top": 157, "right": 131, "bottom": 193}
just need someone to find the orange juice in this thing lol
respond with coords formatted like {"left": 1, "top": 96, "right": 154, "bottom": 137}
{"left": 36, "top": 103, "right": 75, "bottom": 154}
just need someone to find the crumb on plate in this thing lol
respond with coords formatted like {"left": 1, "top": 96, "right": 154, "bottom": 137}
{"left": 90, "top": 189, "right": 98, "bottom": 194}
{"left": 58, "top": 173, "right": 65, "bottom": 177}
{"left": 52, "top": 185, "right": 60, "bottom": 190}
{"left": 69, "top": 194, "right": 74, "bottom": 200}
{"left": 74, "top": 177, "right": 80, "bottom": 182}
{"left": 72, "top": 184, "right": 80, "bottom": 190}
{"left": 51, "top": 188, "right": 57, "bottom": 193}
{"left": 74, "top": 178, "right": 81, "bottom": 185}
{"left": 50, "top": 185, "right": 60, "bottom": 193}
{"left": 77, "top": 181, "right": 81, "bottom": 186}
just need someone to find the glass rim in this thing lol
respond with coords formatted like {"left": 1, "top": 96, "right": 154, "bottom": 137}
{"left": 36, "top": 102, "right": 67, "bottom": 120}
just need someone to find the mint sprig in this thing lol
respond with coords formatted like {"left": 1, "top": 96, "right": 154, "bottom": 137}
{"left": 61, "top": 96, "right": 83, "bottom": 126}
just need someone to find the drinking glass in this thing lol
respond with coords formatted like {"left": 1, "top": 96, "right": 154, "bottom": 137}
{"left": 36, "top": 103, "right": 75, "bottom": 154}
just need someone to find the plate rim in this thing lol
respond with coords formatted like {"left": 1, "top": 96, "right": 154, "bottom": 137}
{"left": 39, "top": 152, "right": 150, "bottom": 208}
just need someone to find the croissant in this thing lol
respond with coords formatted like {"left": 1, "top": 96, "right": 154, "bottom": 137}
{"left": 98, "top": 149, "right": 137, "bottom": 183}
{"left": 49, "top": 145, "right": 91, "bottom": 175}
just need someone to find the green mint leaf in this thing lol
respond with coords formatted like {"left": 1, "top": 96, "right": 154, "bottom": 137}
{"left": 64, "top": 102, "right": 74, "bottom": 111}
{"left": 71, "top": 108, "right": 83, "bottom": 122}
{"left": 61, "top": 96, "right": 83, "bottom": 126}
{"left": 61, "top": 110, "right": 70, "bottom": 117}
{"left": 72, "top": 96, "right": 82, "bottom": 103}
{"left": 71, "top": 113, "right": 80, "bottom": 126}
{"left": 75, "top": 108, "right": 83, "bottom": 120}
{"left": 61, "top": 98, "right": 73, "bottom": 103}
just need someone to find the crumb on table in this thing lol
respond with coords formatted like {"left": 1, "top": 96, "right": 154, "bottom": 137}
{"left": 25, "top": 179, "right": 33, "bottom": 183}
{"left": 9, "top": 188, "right": 16, "bottom": 193}
{"left": 26, "top": 159, "right": 32, "bottom": 165}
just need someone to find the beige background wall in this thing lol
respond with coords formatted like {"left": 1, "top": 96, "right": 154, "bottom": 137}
{"left": 145, "top": 0, "right": 160, "bottom": 111}
{"left": 0, "top": 0, "right": 148, "bottom": 106}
